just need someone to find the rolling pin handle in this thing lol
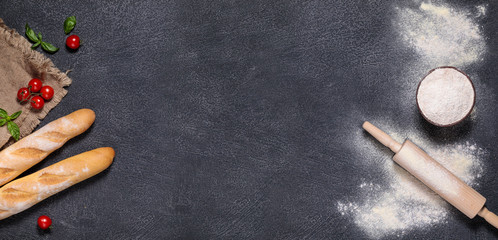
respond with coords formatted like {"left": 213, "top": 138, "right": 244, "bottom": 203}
{"left": 362, "top": 121, "right": 402, "bottom": 153}
{"left": 478, "top": 207, "right": 498, "bottom": 229}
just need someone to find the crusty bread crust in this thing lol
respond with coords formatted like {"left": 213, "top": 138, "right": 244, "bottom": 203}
{"left": 0, "top": 109, "right": 95, "bottom": 186}
{"left": 0, "top": 147, "right": 114, "bottom": 220}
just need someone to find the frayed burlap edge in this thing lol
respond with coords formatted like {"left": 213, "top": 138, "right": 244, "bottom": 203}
{"left": 0, "top": 18, "right": 71, "bottom": 148}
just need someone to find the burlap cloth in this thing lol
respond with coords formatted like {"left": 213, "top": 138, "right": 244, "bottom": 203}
{"left": 0, "top": 18, "right": 71, "bottom": 148}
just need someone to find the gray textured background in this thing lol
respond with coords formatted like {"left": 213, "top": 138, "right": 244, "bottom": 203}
{"left": 1, "top": 0, "right": 498, "bottom": 239}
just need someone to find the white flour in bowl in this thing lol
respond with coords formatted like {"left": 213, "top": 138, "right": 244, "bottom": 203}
{"left": 416, "top": 67, "right": 475, "bottom": 126}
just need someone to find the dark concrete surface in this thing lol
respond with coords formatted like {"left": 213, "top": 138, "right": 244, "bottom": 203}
{"left": 1, "top": 0, "right": 498, "bottom": 239}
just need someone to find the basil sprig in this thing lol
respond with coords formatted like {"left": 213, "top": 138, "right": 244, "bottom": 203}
{"left": 0, "top": 108, "right": 22, "bottom": 141}
{"left": 64, "top": 16, "right": 76, "bottom": 34}
{"left": 25, "top": 24, "right": 59, "bottom": 53}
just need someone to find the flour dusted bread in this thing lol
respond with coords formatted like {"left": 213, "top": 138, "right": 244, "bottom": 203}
{"left": 0, "top": 147, "right": 114, "bottom": 220}
{"left": 0, "top": 109, "right": 95, "bottom": 186}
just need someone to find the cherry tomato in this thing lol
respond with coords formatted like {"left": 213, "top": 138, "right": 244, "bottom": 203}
{"left": 66, "top": 35, "right": 80, "bottom": 50}
{"left": 40, "top": 86, "right": 54, "bottom": 101}
{"left": 17, "top": 87, "right": 31, "bottom": 102}
{"left": 28, "top": 78, "right": 43, "bottom": 93}
{"left": 31, "top": 96, "right": 45, "bottom": 110}
{"left": 37, "top": 215, "right": 52, "bottom": 230}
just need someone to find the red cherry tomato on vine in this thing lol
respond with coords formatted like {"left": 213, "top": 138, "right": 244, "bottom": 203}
{"left": 37, "top": 215, "right": 52, "bottom": 230}
{"left": 28, "top": 78, "right": 43, "bottom": 93}
{"left": 40, "top": 86, "right": 54, "bottom": 101}
{"left": 17, "top": 87, "right": 30, "bottom": 102}
{"left": 31, "top": 96, "right": 45, "bottom": 110}
{"left": 66, "top": 35, "right": 80, "bottom": 50}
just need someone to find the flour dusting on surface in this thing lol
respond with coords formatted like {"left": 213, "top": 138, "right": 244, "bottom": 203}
{"left": 395, "top": 2, "right": 485, "bottom": 67}
{"left": 338, "top": 123, "right": 486, "bottom": 239}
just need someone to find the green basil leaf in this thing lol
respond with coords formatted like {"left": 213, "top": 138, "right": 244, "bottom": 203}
{"left": 41, "top": 41, "right": 59, "bottom": 53}
{"left": 0, "top": 108, "right": 7, "bottom": 118}
{"left": 0, "top": 119, "right": 6, "bottom": 127}
{"left": 31, "top": 41, "right": 41, "bottom": 49}
{"left": 10, "top": 111, "right": 22, "bottom": 120}
{"left": 64, "top": 16, "right": 76, "bottom": 34}
{"left": 7, "top": 121, "right": 20, "bottom": 141}
{"left": 38, "top": 32, "right": 42, "bottom": 41}
{"left": 25, "top": 23, "right": 39, "bottom": 43}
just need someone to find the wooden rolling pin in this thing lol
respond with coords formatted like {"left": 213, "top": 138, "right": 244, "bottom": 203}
{"left": 363, "top": 121, "right": 498, "bottom": 228}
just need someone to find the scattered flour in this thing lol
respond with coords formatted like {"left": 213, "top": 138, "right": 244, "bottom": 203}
{"left": 395, "top": 2, "right": 486, "bottom": 67}
{"left": 338, "top": 123, "right": 486, "bottom": 239}
{"left": 476, "top": 5, "right": 487, "bottom": 18}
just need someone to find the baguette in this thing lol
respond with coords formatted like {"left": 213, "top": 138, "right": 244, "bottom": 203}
{"left": 0, "top": 109, "right": 95, "bottom": 186}
{"left": 0, "top": 147, "right": 115, "bottom": 220}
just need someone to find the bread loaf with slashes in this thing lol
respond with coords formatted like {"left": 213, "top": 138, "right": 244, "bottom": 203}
{"left": 0, "top": 109, "right": 95, "bottom": 186}
{"left": 0, "top": 147, "right": 114, "bottom": 220}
